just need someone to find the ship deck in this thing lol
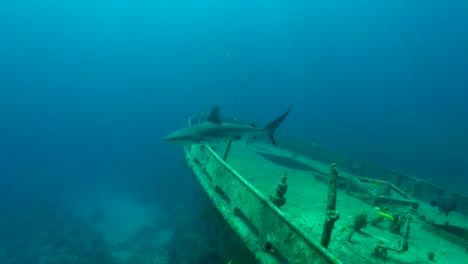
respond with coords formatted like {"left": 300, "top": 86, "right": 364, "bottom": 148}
{"left": 203, "top": 140, "right": 468, "bottom": 264}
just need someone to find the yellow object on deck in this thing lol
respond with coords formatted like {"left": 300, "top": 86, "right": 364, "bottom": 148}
{"left": 377, "top": 212, "right": 395, "bottom": 221}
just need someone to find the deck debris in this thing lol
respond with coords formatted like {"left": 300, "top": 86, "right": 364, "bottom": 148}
{"left": 346, "top": 213, "right": 368, "bottom": 242}
{"left": 371, "top": 208, "right": 412, "bottom": 260}
{"left": 270, "top": 171, "right": 288, "bottom": 207}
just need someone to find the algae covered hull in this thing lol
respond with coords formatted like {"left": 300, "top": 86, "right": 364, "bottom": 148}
{"left": 184, "top": 134, "right": 468, "bottom": 264}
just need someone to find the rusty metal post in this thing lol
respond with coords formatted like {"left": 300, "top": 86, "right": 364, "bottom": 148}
{"left": 222, "top": 140, "right": 233, "bottom": 161}
{"left": 321, "top": 163, "right": 340, "bottom": 248}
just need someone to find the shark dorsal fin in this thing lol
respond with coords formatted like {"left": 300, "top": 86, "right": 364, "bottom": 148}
{"left": 206, "top": 106, "right": 221, "bottom": 123}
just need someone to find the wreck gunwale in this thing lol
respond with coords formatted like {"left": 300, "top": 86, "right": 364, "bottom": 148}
{"left": 185, "top": 144, "right": 341, "bottom": 264}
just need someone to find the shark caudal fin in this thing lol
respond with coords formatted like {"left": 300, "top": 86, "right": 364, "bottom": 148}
{"left": 264, "top": 106, "right": 292, "bottom": 145}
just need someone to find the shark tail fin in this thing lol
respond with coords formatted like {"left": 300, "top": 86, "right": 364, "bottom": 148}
{"left": 264, "top": 106, "right": 292, "bottom": 146}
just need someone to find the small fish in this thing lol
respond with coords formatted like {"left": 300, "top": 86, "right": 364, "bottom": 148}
{"left": 227, "top": 260, "right": 232, "bottom": 264}
{"left": 377, "top": 212, "right": 395, "bottom": 221}
{"left": 431, "top": 190, "right": 457, "bottom": 216}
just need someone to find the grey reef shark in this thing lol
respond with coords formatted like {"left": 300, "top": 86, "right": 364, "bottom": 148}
{"left": 163, "top": 106, "right": 292, "bottom": 146}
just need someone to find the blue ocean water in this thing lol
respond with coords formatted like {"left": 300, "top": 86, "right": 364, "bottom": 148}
{"left": 0, "top": 0, "right": 467, "bottom": 263}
